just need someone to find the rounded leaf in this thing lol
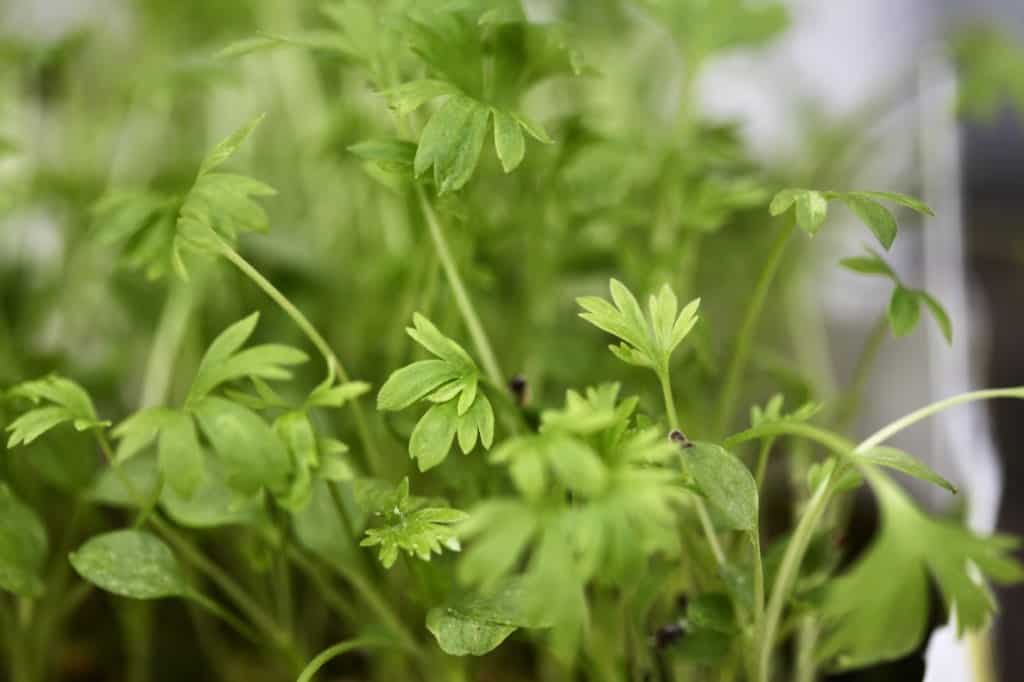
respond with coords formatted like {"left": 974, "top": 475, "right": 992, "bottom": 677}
{"left": 70, "top": 530, "right": 189, "bottom": 600}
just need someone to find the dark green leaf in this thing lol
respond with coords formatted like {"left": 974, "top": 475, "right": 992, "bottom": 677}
{"left": 0, "top": 484, "right": 48, "bottom": 597}
{"left": 70, "top": 530, "right": 189, "bottom": 600}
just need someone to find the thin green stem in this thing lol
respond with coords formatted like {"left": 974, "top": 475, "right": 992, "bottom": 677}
{"left": 858, "top": 387, "right": 1024, "bottom": 452}
{"left": 750, "top": 530, "right": 765, "bottom": 626}
{"left": 658, "top": 370, "right": 728, "bottom": 574}
{"left": 415, "top": 185, "right": 505, "bottom": 388}
{"left": 140, "top": 280, "right": 193, "bottom": 408}
{"left": 714, "top": 219, "right": 796, "bottom": 436}
{"left": 754, "top": 437, "right": 774, "bottom": 492}
{"left": 756, "top": 465, "right": 834, "bottom": 682}
{"left": 215, "top": 239, "right": 382, "bottom": 470}
{"left": 189, "top": 592, "right": 264, "bottom": 647}
{"left": 296, "top": 638, "right": 385, "bottom": 682}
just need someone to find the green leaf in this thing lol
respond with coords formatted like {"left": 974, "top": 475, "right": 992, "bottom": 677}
{"left": 407, "top": 313, "right": 476, "bottom": 369}
{"left": 853, "top": 191, "right": 934, "bottom": 216}
{"left": 193, "top": 397, "right": 291, "bottom": 495}
{"left": 492, "top": 109, "right": 525, "bottom": 173}
{"left": 578, "top": 279, "right": 699, "bottom": 372}
{"left": 839, "top": 250, "right": 897, "bottom": 280}
{"left": 6, "top": 375, "right": 109, "bottom": 447}
{"left": 348, "top": 139, "right": 418, "bottom": 166}
{"left": 198, "top": 113, "right": 265, "bottom": 176}
{"left": 840, "top": 194, "right": 898, "bottom": 250}
{"left": 377, "top": 360, "right": 461, "bottom": 411}
{"left": 360, "top": 481, "right": 468, "bottom": 568}
{"left": 307, "top": 379, "right": 371, "bottom": 408}
{"left": 683, "top": 442, "right": 758, "bottom": 531}
{"left": 687, "top": 593, "right": 737, "bottom": 633}
{"left": 919, "top": 291, "right": 953, "bottom": 343}
{"left": 414, "top": 94, "right": 491, "bottom": 194}
{"left": 160, "top": 456, "right": 263, "bottom": 528}
{"left": 426, "top": 607, "right": 516, "bottom": 656}
{"left": 187, "top": 313, "right": 307, "bottom": 404}
{"left": 410, "top": 401, "right": 459, "bottom": 471}
{"left": 770, "top": 188, "right": 827, "bottom": 234}
{"left": 70, "top": 530, "right": 190, "bottom": 600}
{"left": 381, "top": 79, "right": 460, "bottom": 117}
{"left": 158, "top": 412, "right": 204, "bottom": 498}
{"left": 857, "top": 446, "right": 957, "bottom": 494}
{"left": 820, "top": 476, "right": 1023, "bottom": 669}
{"left": 887, "top": 286, "right": 921, "bottom": 336}
{"left": 0, "top": 484, "right": 48, "bottom": 597}
{"left": 456, "top": 394, "right": 494, "bottom": 453}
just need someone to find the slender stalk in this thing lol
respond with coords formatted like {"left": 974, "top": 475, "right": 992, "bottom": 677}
{"left": 754, "top": 437, "right": 774, "bottom": 492}
{"left": 215, "top": 239, "right": 382, "bottom": 470}
{"left": 714, "top": 219, "right": 796, "bottom": 436}
{"left": 756, "top": 465, "right": 834, "bottom": 682}
{"left": 189, "top": 592, "right": 264, "bottom": 647}
{"left": 296, "top": 638, "right": 385, "bottom": 682}
{"left": 857, "top": 387, "right": 1024, "bottom": 451}
{"left": 750, "top": 530, "right": 765, "bottom": 625}
{"left": 415, "top": 185, "right": 505, "bottom": 388}
{"left": 140, "top": 280, "right": 193, "bottom": 408}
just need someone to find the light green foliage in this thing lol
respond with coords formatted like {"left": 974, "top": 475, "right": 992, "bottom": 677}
{"left": 770, "top": 189, "right": 933, "bottom": 249}
{"left": 0, "top": 484, "right": 48, "bottom": 597}
{"left": 70, "top": 530, "right": 190, "bottom": 600}
{"left": 174, "top": 115, "right": 276, "bottom": 275}
{"left": 578, "top": 279, "right": 700, "bottom": 376}
{"left": 4, "top": 2, "right": 1023, "bottom": 680}
{"left": 841, "top": 248, "right": 952, "bottom": 342}
{"left": 681, "top": 442, "right": 758, "bottom": 531}
{"left": 820, "top": 475, "right": 1023, "bottom": 669}
{"left": 360, "top": 478, "right": 468, "bottom": 569}
{"left": 5, "top": 375, "right": 110, "bottom": 447}
{"left": 378, "top": 314, "right": 494, "bottom": 470}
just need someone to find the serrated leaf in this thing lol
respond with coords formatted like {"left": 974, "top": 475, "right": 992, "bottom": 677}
{"left": 683, "top": 442, "right": 758, "bottom": 531}
{"left": 0, "top": 484, "right": 48, "bottom": 597}
{"left": 70, "top": 530, "right": 189, "bottom": 600}
{"left": 492, "top": 109, "right": 525, "bottom": 173}
{"left": 841, "top": 194, "right": 898, "bottom": 250}
{"left": 857, "top": 446, "right": 956, "bottom": 494}
{"left": 426, "top": 607, "right": 516, "bottom": 656}
{"left": 6, "top": 375, "right": 108, "bottom": 447}
{"left": 198, "top": 114, "right": 265, "bottom": 176}
{"left": 820, "top": 476, "right": 1023, "bottom": 669}
{"left": 361, "top": 491, "right": 468, "bottom": 569}
{"left": 415, "top": 94, "right": 491, "bottom": 194}
{"left": 406, "top": 313, "right": 476, "bottom": 369}
{"left": 187, "top": 313, "right": 307, "bottom": 404}
{"left": 887, "top": 286, "right": 921, "bottom": 336}
{"left": 410, "top": 401, "right": 459, "bottom": 471}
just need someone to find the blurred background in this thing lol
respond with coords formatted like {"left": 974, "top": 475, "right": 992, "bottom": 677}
{"left": 0, "top": 0, "right": 1022, "bottom": 680}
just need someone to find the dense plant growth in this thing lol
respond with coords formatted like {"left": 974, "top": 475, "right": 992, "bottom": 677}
{"left": 1, "top": 2, "right": 1023, "bottom": 682}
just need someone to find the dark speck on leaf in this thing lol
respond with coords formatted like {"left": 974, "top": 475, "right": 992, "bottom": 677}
{"left": 653, "top": 622, "right": 685, "bottom": 649}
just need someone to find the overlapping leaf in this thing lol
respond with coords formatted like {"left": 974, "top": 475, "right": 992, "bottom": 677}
{"left": 378, "top": 314, "right": 494, "bottom": 471}
{"left": 5, "top": 375, "right": 110, "bottom": 448}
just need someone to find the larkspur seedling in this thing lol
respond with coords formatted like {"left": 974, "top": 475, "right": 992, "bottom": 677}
{"left": 1, "top": 2, "right": 1022, "bottom": 682}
